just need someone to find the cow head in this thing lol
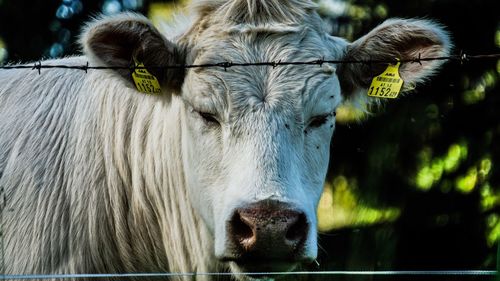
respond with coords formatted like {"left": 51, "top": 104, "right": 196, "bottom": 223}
{"left": 82, "top": 1, "right": 450, "bottom": 279}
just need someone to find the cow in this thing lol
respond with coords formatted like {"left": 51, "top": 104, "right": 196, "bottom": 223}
{"left": 0, "top": 0, "right": 451, "bottom": 280}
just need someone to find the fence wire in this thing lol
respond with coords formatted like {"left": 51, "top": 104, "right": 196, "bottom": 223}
{"left": 0, "top": 270, "right": 497, "bottom": 280}
{"left": 0, "top": 53, "right": 499, "bottom": 74}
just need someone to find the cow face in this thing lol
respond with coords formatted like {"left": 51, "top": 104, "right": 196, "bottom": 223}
{"left": 82, "top": 2, "right": 450, "bottom": 279}
{"left": 178, "top": 23, "right": 344, "bottom": 275}
{"left": 177, "top": 10, "right": 450, "bottom": 278}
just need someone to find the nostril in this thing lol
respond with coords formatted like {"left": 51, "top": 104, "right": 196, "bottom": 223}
{"left": 230, "top": 211, "right": 255, "bottom": 250}
{"left": 285, "top": 213, "right": 308, "bottom": 244}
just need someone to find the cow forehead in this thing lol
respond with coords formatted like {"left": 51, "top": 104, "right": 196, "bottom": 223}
{"left": 190, "top": 23, "right": 333, "bottom": 63}
{"left": 183, "top": 26, "right": 342, "bottom": 117}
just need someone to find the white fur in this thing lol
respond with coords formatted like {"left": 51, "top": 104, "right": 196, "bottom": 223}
{"left": 0, "top": 1, "right": 450, "bottom": 280}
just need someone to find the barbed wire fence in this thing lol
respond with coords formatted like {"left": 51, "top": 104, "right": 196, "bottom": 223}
{"left": 0, "top": 52, "right": 499, "bottom": 73}
{"left": 0, "top": 51, "right": 499, "bottom": 279}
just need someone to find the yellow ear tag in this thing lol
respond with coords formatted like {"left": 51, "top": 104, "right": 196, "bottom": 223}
{"left": 368, "top": 61, "right": 404, "bottom": 99}
{"left": 131, "top": 60, "right": 162, "bottom": 94}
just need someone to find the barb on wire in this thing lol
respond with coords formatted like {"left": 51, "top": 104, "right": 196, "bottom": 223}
{"left": 0, "top": 53, "right": 499, "bottom": 73}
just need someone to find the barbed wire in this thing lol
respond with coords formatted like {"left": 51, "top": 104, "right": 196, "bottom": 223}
{"left": 0, "top": 53, "right": 499, "bottom": 74}
{"left": 0, "top": 270, "right": 497, "bottom": 280}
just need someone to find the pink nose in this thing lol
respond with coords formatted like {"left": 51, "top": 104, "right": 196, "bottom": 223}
{"left": 225, "top": 200, "right": 309, "bottom": 261}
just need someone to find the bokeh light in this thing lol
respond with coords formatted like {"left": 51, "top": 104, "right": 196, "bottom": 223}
{"left": 462, "top": 70, "right": 498, "bottom": 104}
{"left": 56, "top": 5, "right": 73, "bottom": 19}
{"left": 149, "top": 0, "right": 188, "bottom": 26}
{"left": 413, "top": 141, "right": 469, "bottom": 191}
{"left": 317, "top": 0, "right": 347, "bottom": 16}
{"left": 56, "top": 0, "right": 83, "bottom": 20}
{"left": 495, "top": 28, "right": 500, "bottom": 48}
{"left": 123, "top": 0, "right": 143, "bottom": 10}
{"left": 317, "top": 176, "right": 400, "bottom": 231}
{"left": 102, "top": 0, "right": 123, "bottom": 15}
{"left": 335, "top": 101, "right": 368, "bottom": 123}
{"left": 49, "top": 43, "right": 64, "bottom": 58}
{"left": 480, "top": 182, "right": 499, "bottom": 212}
{"left": 0, "top": 37, "right": 7, "bottom": 63}
{"left": 455, "top": 167, "right": 478, "bottom": 194}
{"left": 486, "top": 214, "right": 500, "bottom": 247}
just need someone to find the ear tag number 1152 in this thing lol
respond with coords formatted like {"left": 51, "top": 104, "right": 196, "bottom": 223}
{"left": 131, "top": 60, "right": 162, "bottom": 95}
{"left": 368, "top": 61, "right": 404, "bottom": 99}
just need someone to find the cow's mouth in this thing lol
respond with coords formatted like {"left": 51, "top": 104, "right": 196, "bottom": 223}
{"left": 227, "top": 259, "right": 299, "bottom": 280}
{"left": 226, "top": 258, "right": 308, "bottom": 281}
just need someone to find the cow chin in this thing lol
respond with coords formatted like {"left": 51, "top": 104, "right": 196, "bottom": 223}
{"left": 228, "top": 260, "right": 299, "bottom": 281}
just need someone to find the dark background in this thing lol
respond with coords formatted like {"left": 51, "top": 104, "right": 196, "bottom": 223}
{"left": 0, "top": 0, "right": 499, "bottom": 280}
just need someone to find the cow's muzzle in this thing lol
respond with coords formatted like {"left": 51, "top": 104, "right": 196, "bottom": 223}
{"left": 220, "top": 200, "right": 312, "bottom": 274}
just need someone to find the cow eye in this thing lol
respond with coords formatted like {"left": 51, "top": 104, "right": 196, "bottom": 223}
{"left": 198, "top": 111, "right": 220, "bottom": 125}
{"left": 308, "top": 114, "right": 331, "bottom": 128}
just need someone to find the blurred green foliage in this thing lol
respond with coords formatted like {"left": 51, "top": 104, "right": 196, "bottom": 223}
{"left": 318, "top": 0, "right": 500, "bottom": 276}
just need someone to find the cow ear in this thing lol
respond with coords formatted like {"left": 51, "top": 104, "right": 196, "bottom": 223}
{"left": 81, "top": 13, "right": 185, "bottom": 93}
{"left": 337, "top": 18, "right": 451, "bottom": 103}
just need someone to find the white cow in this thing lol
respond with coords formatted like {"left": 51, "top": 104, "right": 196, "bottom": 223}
{"left": 0, "top": 0, "right": 450, "bottom": 280}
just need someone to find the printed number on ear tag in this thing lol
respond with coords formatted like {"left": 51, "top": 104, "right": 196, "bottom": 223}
{"left": 131, "top": 61, "right": 162, "bottom": 95}
{"left": 368, "top": 60, "right": 404, "bottom": 99}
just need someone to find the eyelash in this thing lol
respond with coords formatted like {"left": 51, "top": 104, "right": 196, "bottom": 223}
{"left": 195, "top": 111, "right": 336, "bottom": 128}
{"left": 308, "top": 112, "right": 336, "bottom": 128}
{"left": 198, "top": 111, "right": 220, "bottom": 125}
